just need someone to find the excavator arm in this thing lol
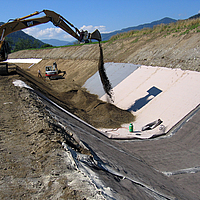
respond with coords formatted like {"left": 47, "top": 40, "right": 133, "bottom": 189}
{"left": 0, "top": 9, "right": 101, "bottom": 61}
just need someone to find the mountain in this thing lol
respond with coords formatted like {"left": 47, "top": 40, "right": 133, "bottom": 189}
{"left": 1, "top": 15, "right": 197, "bottom": 47}
{"left": 6, "top": 31, "right": 45, "bottom": 47}
{"left": 41, "top": 39, "right": 74, "bottom": 46}
{"left": 101, "top": 17, "right": 177, "bottom": 41}
{"left": 0, "top": 22, "right": 46, "bottom": 49}
{"left": 189, "top": 13, "right": 200, "bottom": 20}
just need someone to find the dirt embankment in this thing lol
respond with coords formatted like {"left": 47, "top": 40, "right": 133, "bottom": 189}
{"left": 0, "top": 75, "right": 105, "bottom": 199}
{"left": 9, "top": 31, "right": 200, "bottom": 72}
{"left": 104, "top": 33, "right": 200, "bottom": 71}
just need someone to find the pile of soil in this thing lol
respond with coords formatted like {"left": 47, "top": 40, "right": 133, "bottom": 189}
{"left": 58, "top": 89, "right": 133, "bottom": 128}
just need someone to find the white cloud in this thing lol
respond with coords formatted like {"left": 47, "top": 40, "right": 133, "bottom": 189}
{"left": 79, "top": 25, "right": 107, "bottom": 33}
{"left": 23, "top": 27, "right": 74, "bottom": 41}
{"left": 23, "top": 24, "right": 109, "bottom": 41}
{"left": 198, "top": 10, "right": 200, "bottom": 14}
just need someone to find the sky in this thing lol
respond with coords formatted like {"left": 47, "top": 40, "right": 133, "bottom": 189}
{"left": 1, "top": 0, "right": 200, "bottom": 42}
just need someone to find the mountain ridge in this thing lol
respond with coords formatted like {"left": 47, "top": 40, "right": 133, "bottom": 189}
{"left": 41, "top": 39, "right": 74, "bottom": 46}
{"left": 101, "top": 17, "right": 177, "bottom": 41}
{"left": 0, "top": 22, "right": 45, "bottom": 48}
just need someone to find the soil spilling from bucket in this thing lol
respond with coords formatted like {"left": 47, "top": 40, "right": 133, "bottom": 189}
{"left": 98, "top": 42, "right": 113, "bottom": 102}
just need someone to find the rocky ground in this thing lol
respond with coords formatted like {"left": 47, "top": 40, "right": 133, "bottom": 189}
{"left": 0, "top": 74, "right": 107, "bottom": 199}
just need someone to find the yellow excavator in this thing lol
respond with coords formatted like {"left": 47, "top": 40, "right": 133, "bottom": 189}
{"left": 0, "top": 9, "right": 102, "bottom": 75}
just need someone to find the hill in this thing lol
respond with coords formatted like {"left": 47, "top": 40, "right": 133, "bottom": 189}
{"left": 1, "top": 17, "right": 176, "bottom": 48}
{"left": 0, "top": 22, "right": 47, "bottom": 50}
{"left": 2, "top": 13, "right": 199, "bottom": 47}
{"left": 189, "top": 13, "right": 200, "bottom": 20}
{"left": 42, "top": 17, "right": 177, "bottom": 45}
{"left": 42, "top": 39, "right": 74, "bottom": 46}
{"left": 101, "top": 17, "right": 177, "bottom": 41}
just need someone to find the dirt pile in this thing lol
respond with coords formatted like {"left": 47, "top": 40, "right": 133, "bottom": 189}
{"left": 58, "top": 89, "right": 133, "bottom": 128}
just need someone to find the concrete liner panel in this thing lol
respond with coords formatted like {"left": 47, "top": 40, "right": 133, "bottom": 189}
{"left": 83, "top": 62, "right": 139, "bottom": 98}
{"left": 99, "top": 65, "right": 200, "bottom": 139}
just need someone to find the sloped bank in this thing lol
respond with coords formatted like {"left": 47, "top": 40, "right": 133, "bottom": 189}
{"left": 9, "top": 30, "right": 200, "bottom": 72}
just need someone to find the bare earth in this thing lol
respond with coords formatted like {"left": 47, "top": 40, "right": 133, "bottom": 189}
{"left": 0, "top": 74, "right": 109, "bottom": 199}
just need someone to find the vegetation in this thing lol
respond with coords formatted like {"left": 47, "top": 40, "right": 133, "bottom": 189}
{"left": 109, "top": 18, "right": 200, "bottom": 43}
{"left": 4, "top": 37, "right": 53, "bottom": 52}
{"left": 13, "top": 38, "right": 40, "bottom": 51}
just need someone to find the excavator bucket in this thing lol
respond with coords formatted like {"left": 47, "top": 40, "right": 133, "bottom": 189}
{"left": 90, "top": 29, "right": 102, "bottom": 41}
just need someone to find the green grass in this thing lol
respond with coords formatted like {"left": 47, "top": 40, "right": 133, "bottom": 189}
{"left": 13, "top": 40, "right": 107, "bottom": 52}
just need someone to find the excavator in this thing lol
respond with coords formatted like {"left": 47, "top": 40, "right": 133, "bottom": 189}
{"left": 0, "top": 9, "right": 101, "bottom": 75}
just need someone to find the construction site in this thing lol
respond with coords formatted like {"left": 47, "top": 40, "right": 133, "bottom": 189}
{"left": 0, "top": 10, "right": 200, "bottom": 199}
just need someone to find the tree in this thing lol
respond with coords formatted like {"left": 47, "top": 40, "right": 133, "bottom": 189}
{"left": 41, "top": 43, "right": 53, "bottom": 48}
{"left": 13, "top": 38, "right": 41, "bottom": 52}
{"left": 5, "top": 37, "right": 13, "bottom": 53}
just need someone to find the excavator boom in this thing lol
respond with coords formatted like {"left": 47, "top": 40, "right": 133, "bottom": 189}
{"left": 0, "top": 9, "right": 101, "bottom": 61}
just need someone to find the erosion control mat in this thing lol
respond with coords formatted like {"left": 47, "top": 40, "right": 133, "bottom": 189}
{"left": 16, "top": 66, "right": 134, "bottom": 128}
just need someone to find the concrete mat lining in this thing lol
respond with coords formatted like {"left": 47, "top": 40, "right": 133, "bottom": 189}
{"left": 86, "top": 64, "right": 200, "bottom": 139}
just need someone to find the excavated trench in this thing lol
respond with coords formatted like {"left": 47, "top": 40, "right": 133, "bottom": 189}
{"left": 15, "top": 65, "right": 134, "bottom": 128}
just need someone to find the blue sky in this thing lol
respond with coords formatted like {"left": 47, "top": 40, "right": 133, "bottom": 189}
{"left": 1, "top": 0, "right": 200, "bottom": 41}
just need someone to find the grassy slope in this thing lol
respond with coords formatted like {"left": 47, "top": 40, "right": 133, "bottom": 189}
{"left": 102, "top": 17, "right": 200, "bottom": 71}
